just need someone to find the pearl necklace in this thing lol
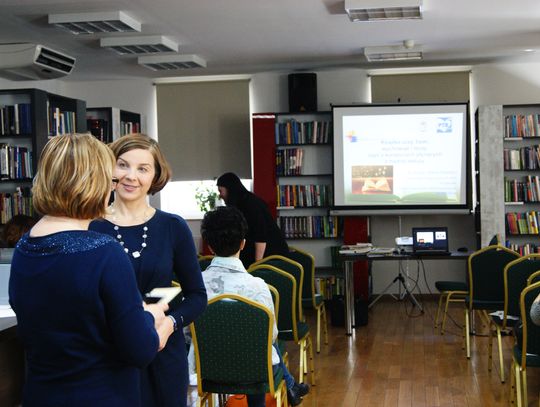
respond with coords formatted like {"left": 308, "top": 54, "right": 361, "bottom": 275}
{"left": 114, "top": 224, "right": 148, "bottom": 258}
{"left": 109, "top": 204, "right": 150, "bottom": 259}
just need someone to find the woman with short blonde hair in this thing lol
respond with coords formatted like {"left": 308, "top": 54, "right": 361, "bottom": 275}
{"left": 9, "top": 133, "right": 168, "bottom": 407}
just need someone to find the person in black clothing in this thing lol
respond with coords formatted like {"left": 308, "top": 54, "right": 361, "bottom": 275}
{"left": 216, "top": 172, "right": 289, "bottom": 268}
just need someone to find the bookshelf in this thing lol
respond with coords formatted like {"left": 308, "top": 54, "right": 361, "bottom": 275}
{"left": 0, "top": 88, "right": 86, "bottom": 224}
{"left": 501, "top": 105, "right": 540, "bottom": 254}
{"left": 86, "top": 107, "right": 142, "bottom": 143}
{"left": 253, "top": 111, "right": 342, "bottom": 268}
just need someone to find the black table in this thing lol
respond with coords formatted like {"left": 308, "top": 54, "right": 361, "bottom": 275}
{"left": 339, "top": 250, "right": 471, "bottom": 335}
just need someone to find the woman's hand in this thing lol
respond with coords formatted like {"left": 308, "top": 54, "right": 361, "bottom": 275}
{"left": 155, "top": 316, "right": 175, "bottom": 351}
{"left": 143, "top": 302, "right": 169, "bottom": 326}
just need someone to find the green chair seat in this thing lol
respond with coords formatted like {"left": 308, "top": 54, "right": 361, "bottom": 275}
{"left": 302, "top": 294, "right": 324, "bottom": 308}
{"left": 203, "top": 365, "right": 284, "bottom": 395}
{"left": 435, "top": 281, "right": 467, "bottom": 292}
{"left": 278, "top": 321, "right": 309, "bottom": 342}
{"left": 465, "top": 298, "right": 504, "bottom": 310}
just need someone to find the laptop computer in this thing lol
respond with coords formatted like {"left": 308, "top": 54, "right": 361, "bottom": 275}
{"left": 412, "top": 227, "right": 450, "bottom": 255}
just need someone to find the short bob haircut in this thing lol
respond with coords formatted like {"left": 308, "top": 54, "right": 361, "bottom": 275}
{"left": 109, "top": 133, "right": 172, "bottom": 195}
{"left": 32, "top": 133, "right": 115, "bottom": 220}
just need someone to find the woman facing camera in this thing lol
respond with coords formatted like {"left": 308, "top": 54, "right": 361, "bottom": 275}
{"left": 90, "top": 133, "right": 207, "bottom": 407}
{"left": 9, "top": 134, "right": 168, "bottom": 407}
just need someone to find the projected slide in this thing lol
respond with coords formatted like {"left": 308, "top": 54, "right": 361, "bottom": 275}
{"left": 333, "top": 104, "right": 469, "bottom": 211}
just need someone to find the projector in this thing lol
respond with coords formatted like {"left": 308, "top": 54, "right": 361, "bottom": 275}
{"left": 395, "top": 236, "right": 413, "bottom": 246}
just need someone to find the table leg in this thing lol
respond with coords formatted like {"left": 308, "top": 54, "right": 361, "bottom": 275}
{"left": 344, "top": 260, "right": 355, "bottom": 335}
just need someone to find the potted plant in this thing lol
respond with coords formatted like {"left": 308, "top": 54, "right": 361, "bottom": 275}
{"left": 194, "top": 185, "right": 219, "bottom": 213}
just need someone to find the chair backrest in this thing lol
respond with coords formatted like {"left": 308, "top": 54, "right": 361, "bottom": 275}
{"left": 505, "top": 254, "right": 540, "bottom": 320}
{"left": 251, "top": 255, "right": 304, "bottom": 321}
{"left": 267, "top": 284, "right": 279, "bottom": 323}
{"left": 248, "top": 264, "right": 299, "bottom": 340}
{"left": 517, "top": 281, "right": 540, "bottom": 367}
{"left": 528, "top": 270, "right": 540, "bottom": 286}
{"left": 190, "top": 294, "right": 276, "bottom": 396}
{"left": 198, "top": 255, "right": 214, "bottom": 271}
{"left": 287, "top": 246, "right": 316, "bottom": 304}
{"left": 468, "top": 245, "right": 520, "bottom": 309}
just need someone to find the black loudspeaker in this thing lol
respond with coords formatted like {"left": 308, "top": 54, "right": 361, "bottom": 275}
{"left": 288, "top": 73, "right": 317, "bottom": 112}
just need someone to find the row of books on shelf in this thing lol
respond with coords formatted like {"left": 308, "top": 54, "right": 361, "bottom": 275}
{"left": 505, "top": 211, "right": 540, "bottom": 235}
{"left": 503, "top": 146, "right": 540, "bottom": 170}
{"left": 120, "top": 121, "right": 140, "bottom": 136}
{"left": 275, "top": 119, "right": 332, "bottom": 145}
{"left": 87, "top": 119, "right": 110, "bottom": 142}
{"left": 0, "top": 187, "right": 33, "bottom": 224}
{"left": 0, "top": 145, "right": 33, "bottom": 180}
{"left": 279, "top": 215, "right": 342, "bottom": 239}
{"left": 47, "top": 105, "right": 77, "bottom": 137}
{"left": 0, "top": 103, "right": 32, "bottom": 136}
{"left": 315, "top": 276, "right": 345, "bottom": 300}
{"left": 505, "top": 242, "right": 540, "bottom": 256}
{"left": 277, "top": 184, "right": 332, "bottom": 207}
{"left": 276, "top": 148, "right": 303, "bottom": 176}
{"left": 504, "top": 114, "right": 540, "bottom": 139}
{"left": 504, "top": 175, "right": 540, "bottom": 203}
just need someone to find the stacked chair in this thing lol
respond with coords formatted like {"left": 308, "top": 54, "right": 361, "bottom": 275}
{"left": 248, "top": 262, "right": 315, "bottom": 385}
{"left": 287, "top": 246, "right": 328, "bottom": 353}
{"left": 190, "top": 294, "right": 288, "bottom": 407}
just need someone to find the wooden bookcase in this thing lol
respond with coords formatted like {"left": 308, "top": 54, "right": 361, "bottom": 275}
{"left": 0, "top": 88, "right": 86, "bottom": 224}
{"left": 86, "top": 107, "right": 142, "bottom": 143}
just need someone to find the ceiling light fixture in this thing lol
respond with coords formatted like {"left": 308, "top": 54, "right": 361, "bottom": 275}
{"left": 137, "top": 54, "right": 207, "bottom": 71}
{"left": 345, "top": 0, "right": 423, "bottom": 22}
{"left": 48, "top": 11, "right": 141, "bottom": 34}
{"left": 100, "top": 36, "right": 178, "bottom": 54}
{"left": 364, "top": 41, "right": 423, "bottom": 62}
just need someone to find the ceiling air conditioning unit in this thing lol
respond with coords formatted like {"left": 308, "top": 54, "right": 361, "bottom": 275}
{"left": 0, "top": 43, "right": 75, "bottom": 81}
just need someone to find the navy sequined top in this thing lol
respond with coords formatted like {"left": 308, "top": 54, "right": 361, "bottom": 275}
{"left": 90, "top": 209, "right": 207, "bottom": 407}
{"left": 9, "top": 230, "right": 159, "bottom": 407}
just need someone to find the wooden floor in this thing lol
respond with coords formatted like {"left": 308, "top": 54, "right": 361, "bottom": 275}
{"left": 188, "top": 296, "right": 539, "bottom": 406}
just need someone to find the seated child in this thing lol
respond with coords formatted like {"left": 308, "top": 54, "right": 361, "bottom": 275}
{"left": 200, "top": 206, "right": 309, "bottom": 407}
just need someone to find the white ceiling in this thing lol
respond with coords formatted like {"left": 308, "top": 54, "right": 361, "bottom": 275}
{"left": 1, "top": 0, "right": 540, "bottom": 81}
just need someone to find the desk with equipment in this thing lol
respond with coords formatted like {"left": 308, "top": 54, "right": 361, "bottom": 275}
{"left": 339, "top": 250, "right": 470, "bottom": 335}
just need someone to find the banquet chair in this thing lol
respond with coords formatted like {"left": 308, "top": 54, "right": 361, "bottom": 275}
{"left": 190, "top": 294, "right": 288, "bottom": 407}
{"left": 509, "top": 281, "right": 540, "bottom": 407}
{"left": 488, "top": 254, "right": 540, "bottom": 382}
{"left": 287, "top": 246, "right": 328, "bottom": 353}
{"left": 248, "top": 263, "right": 315, "bottom": 385}
{"left": 464, "top": 245, "right": 520, "bottom": 361}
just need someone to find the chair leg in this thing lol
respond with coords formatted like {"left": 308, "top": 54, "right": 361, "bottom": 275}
{"left": 488, "top": 321, "right": 493, "bottom": 372}
{"left": 465, "top": 308, "right": 471, "bottom": 358}
{"left": 307, "top": 334, "right": 316, "bottom": 386}
{"left": 441, "top": 294, "right": 453, "bottom": 335}
{"left": 322, "top": 303, "right": 329, "bottom": 346}
{"left": 522, "top": 368, "right": 528, "bottom": 407}
{"left": 496, "top": 326, "right": 505, "bottom": 383}
{"left": 316, "top": 306, "right": 321, "bottom": 353}
{"left": 435, "top": 292, "right": 445, "bottom": 329}
{"left": 510, "top": 359, "right": 515, "bottom": 405}
{"left": 516, "top": 363, "right": 523, "bottom": 407}
{"left": 299, "top": 339, "right": 305, "bottom": 384}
